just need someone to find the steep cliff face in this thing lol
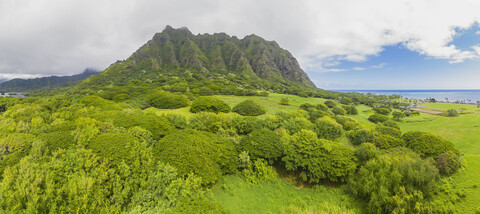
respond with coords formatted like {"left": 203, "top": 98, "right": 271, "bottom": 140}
{"left": 130, "top": 26, "right": 315, "bottom": 87}
{"left": 79, "top": 26, "right": 316, "bottom": 91}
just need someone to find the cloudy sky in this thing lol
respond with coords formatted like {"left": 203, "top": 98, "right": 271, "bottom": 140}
{"left": 1, "top": 0, "right": 480, "bottom": 89}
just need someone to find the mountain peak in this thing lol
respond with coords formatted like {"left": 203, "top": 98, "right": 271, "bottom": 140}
{"left": 80, "top": 26, "right": 316, "bottom": 91}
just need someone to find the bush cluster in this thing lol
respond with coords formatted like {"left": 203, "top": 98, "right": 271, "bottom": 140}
{"left": 190, "top": 97, "right": 231, "bottom": 113}
{"left": 232, "top": 100, "right": 266, "bottom": 116}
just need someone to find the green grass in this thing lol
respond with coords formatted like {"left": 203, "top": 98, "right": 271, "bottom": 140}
{"left": 212, "top": 175, "right": 361, "bottom": 214}
{"left": 400, "top": 112, "right": 480, "bottom": 213}
{"left": 421, "top": 102, "right": 480, "bottom": 113}
{"left": 147, "top": 93, "right": 328, "bottom": 119}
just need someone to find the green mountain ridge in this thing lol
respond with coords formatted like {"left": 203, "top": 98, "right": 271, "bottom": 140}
{"left": 0, "top": 68, "right": 100, "bottom": 92}
{"left": 78, "top": 26, "right": 315, "bottom": 92}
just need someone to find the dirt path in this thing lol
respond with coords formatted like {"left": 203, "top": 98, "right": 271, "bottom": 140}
{"left": 411, "top": 108, "right": 443, "bottom": 115}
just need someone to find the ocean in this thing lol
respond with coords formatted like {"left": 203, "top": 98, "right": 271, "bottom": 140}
{"left": 334, "top": 90, "right": 480, "bottom": 103}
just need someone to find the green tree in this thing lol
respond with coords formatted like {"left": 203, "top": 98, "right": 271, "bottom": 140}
{"left": 238, "top": 129, "right": 283, "bottom": 161}
{"left": 283, "top": 130, "right": 357, "bottom": 183}
{"left": 232, "top": 100, "right": 266, "bottom": 116}
{"left": 152, "top": 129, "right": 237, "bottom": 184}
{"left": 190, "top": 96, "right": 231, "bottom": 113}
{"left": 314, "top": 117, "right": 343, "bottom": 140}
{"left": 392, "top": 111, "right": 406, "bottom": 121}
{"left": 348, "top": 148, "right": 440, "bottom": 214}
{"left": 331, "top": 106, "right": 346, "bottom": 115}
{"left": 402, "top": 131, "right": 458, "bottom": 158}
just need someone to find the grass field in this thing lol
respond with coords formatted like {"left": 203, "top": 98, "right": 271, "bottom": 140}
{"left": 399, "top": 102, "right": 480, "bottom": 213}
{"left": 212, "top": 175, "right": 362, "bottom": 214}
{"left": 149, "top": 93, "right": 328, "bottom": 118}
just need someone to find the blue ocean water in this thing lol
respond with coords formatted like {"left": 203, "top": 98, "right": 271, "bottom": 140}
{"left": 334, "top": 90, "right": 480, "bottom": 103}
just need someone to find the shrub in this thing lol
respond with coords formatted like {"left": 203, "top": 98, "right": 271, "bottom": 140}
{"left": 381, "top": 120, "right": 401, "bottom": 130}
{"left": 402, "top": 131, "right": 459, "bottom": 158}
{"left": 280, "top": 98, "right": 290, "bottom": 105}
{"left": 190, "top": 97, "right": 230, "bottom": 113}
{"left": 374, "top": 124, "right": 402, "bottom": 138}
{"left": 283, "top": 130, "right": 357, "bottom": 183}
{"left": 112, "top": 93, "right": 131, "bottom": 102}
{"left": 153, "top": 129, "right": 236, "bottom": 184}
{"left": 188, "top": 112, "right": 225, "bottom": 133}
{"left": 232, "top": 100, "right": 266, "bottom": 116}
{"left": 348, "top": 148, "right": 440, "bottom": 213}
{"left": 258, "top": 91, "right": 269, "bottom": 97}
{"left": 368, "top": 113, "right": 390, "bottom": 123}
{"left": 373, "top": 134, "right": 405, "bottom": 149}
{"left": 314, "top": 117, "right": 343, "bottom": 140}
{"left": 436, "top": 151, "right": 462, "bottom": 175}
{"left": 164, "top": 113, "right": 187, "bottom": 129}
{"left": 342, "top": 105, "right": 358, "bottom": 115}
{"left": 332, "top": 106, "right": 346, "bottom": 115}
{"left": 307, "top": 110, "right": 328, "bottom": 123}
{"left": 38, "top": 131, "right": 74, "bottom": 153}
{"left": 87, "top": 133, "right": 138, "bottom": 165}
{"left": 446, "top": 109, "right": 458, "bottom": 117}
{"left": 226, "top": 116, "right": 263, "bottom": 135}
{"left": 347, "top": 129, "right": 374, "bottom": 146}
{"left": 355, "top": 142, "right": 379, "bottom": 163}
{"left": 299, "top": 103, "right": 315, "bottom": 111}
{"left": 282, "top": 117, "right": 314, "bottom": 135}
{"left": 324, "top": 100, "right": 337, "bottom": 108}
{"left": 334, "top": 116, "right": 361, "bottom": 131}
{"left": 316, "top": 103, "right": 329, "bottom": 111}
{"left": 392, "top": 111, "right": 406, "bottom": 121}
{"left": 374, "top": 107, "right": 391, "bottom": 115}
{"left": 316, "top": 103, "right": 328, "bottom": 111}
{"left": 238, "top": 129, "right": 282, "bottom": 161}
{"left": 149, "top": 93, "right": 188, "bottom": 109}
{"left": 242, "top": 159, "right": 277, "bottom": 184}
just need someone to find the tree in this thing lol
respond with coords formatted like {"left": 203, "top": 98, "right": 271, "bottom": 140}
{"left": 459, "top": 108, "right": 467, "bottom": 114}
{"left": 152, "top": 129, "right": 237, "bottom": 184}
{"left": 402, "top": 131, "right": 459, "bottom": 158}
{"left": 314, "top": 117, "right": 343, "bottom": 140}
{"left": 324, "top": 100, "right": 337, "bottom": 108}
{"left": 446, "top": 109, "right": 458, "bottom": 117}
{"left": 368, "top": 114, "right": 389, "bottom": 123}
{"left": 149, "top": 92, "right": 189, "bottom": 109}
{"left": 347, "top": 129, "right": 374, "bottom": 146}
{"left": 283, "top": 129, "right": 357, "bottom": 183}
{"left": 332, "top": 106, "right": 346, "bottom": 115}
{"left": 392, "top": 111, "right": 406, "bottom": 121}
{"left": 232, "top": 100, "right": 266, "bottom": 116}
{"left": 348, "top": 148, "right": 440, "bottom": 214}
{"left": 238, "top": 129, "right": 282, "bottom": 161}
{"left": 374, "top": 107, "right": 391, "bottom": 115}
{"left": 190, "top": 96, "right": 231, "bottom": 113}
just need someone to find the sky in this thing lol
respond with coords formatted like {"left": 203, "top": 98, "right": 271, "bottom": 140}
{"left": 1, "top": 0, "right": 480, "bottom": 89}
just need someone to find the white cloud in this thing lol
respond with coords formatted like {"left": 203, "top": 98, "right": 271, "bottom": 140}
{"left": 476, "top": 31, "right": 480, "bottom": 35}
{"left": 1, "top": 0, "right": 480, "bottom": 77}
{"left": 352, "top": 67, "right": 365, "bottom": 71}
{"left": 371, "top": 63, "right": 387, "bottom": 69}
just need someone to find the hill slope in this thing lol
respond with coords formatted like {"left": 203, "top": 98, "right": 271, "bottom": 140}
{"left": 78, "top": 26, "right": 315, "bottom": 93}
{"left": 0, "top": 68, "right": 99, "bottom": 92}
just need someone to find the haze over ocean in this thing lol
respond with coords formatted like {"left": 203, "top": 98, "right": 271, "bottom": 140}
{"left": 335, "top": 90, "right": 480, "bottom": 103}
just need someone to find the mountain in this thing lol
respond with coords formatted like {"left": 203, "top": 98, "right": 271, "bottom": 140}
{"left": 0, "top": 68, "right": 100, "bottom": 92}
{"left": 78, "top": 26, "right": 315, "bottom": 93}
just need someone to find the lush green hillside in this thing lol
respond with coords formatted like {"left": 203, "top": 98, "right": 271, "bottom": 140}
{"left": 0, "top": 26, "right": 470, "bottom": 213}
{"left": 77, "top": 26, "right": 315, "bottom": 95}
{"left": 0, "top": 68, "right": 99, "bottom": 92}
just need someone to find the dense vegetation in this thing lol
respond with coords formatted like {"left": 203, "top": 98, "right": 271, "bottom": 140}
{"left": 0, "top": 26, "right": 469, "bottom": 213}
